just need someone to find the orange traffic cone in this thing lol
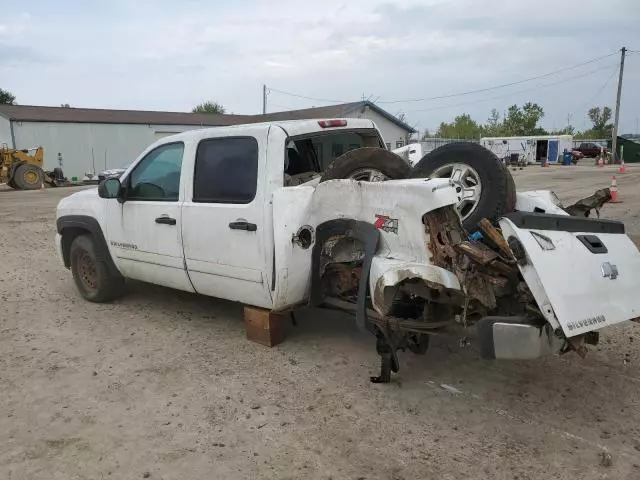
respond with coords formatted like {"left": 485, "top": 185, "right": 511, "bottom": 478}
{"left": 619, "top": 158, "right": 626, "bottom": 174}
{"left": 598, "top": 147, "right": 605, "bottom": 168}
{"left": 619, "top": 145, "right": 626, "bottom": 174}
{"left": 610, "top": 176, "right": 621, "bottom": 203}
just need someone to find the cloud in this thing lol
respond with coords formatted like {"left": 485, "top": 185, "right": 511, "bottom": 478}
{"left": 0, "top": 0, "right": 638, "bottom": 132}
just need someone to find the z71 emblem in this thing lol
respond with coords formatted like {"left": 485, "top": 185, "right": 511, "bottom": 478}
{"left": 374, "top": 215, "right": 399, "bottom": 234}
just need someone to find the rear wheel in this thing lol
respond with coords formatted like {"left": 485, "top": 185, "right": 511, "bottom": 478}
{"left": 12, "top": 163, "right": 44, "bottom": 190}
{"left": 70, "top": 234, "right": 124, "bottom": 302}
{"left": 410, "top": 142, "right": 516, "bottom": 231}
{"left": 320, "top": 147, "right": 410, "bottom": 182}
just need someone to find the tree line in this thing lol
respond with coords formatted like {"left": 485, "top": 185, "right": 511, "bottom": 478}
{"left": 424, "top": 102, "right": 614, "bottom": 140}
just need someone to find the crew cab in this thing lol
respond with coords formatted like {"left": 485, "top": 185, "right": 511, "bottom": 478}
{"left": 55, "top": 119, "right": 640, "bottom": 382}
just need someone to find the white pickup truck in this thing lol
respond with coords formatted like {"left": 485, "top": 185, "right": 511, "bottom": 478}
{"left": 56, "top": 118, "right": 640, "bottom": 382}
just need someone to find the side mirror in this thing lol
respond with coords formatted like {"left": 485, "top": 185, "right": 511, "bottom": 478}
{"left": 98, "top": 178, "right": 122, "bottom": 199}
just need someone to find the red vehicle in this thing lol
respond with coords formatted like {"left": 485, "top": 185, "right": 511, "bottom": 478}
{"left": 575, "top": 142, "right": 607, "bottom": 158}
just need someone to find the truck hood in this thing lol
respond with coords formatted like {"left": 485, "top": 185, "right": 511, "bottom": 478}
{"left": 56, "top": 187, "right": 100, "bottom": 217}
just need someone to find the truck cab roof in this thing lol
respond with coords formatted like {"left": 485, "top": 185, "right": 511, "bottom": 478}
{"left": 160, "top": 118, "right": 379, "bottom": 144}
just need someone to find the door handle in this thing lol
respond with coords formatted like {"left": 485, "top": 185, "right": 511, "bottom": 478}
{"left": 155, "top": 216, "right": 177, "bottom": 225}
{"left": 229, "top": 221, "right": 257, "bottom": 231}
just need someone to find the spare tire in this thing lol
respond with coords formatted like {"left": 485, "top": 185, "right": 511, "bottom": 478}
{"left": 410, "top": 142, "right": 516, "bottom": 231}
{"left": 320, "top": 147, "right": 410, "bottom": 182}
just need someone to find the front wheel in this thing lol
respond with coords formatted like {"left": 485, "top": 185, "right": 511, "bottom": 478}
{"left": 12, "top": 163, "right": 44, "bottom": 190}
{"left": 70, "top": 234, "right": 124, "bottom": 302}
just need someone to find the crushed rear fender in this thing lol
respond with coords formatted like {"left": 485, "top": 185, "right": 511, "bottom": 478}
{"left": 369, "top": 257, "right": 461, "bottom": 315}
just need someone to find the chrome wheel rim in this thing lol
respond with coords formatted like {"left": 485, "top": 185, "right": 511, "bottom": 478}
{"left": 431, "top": 163, "right": 482, "bottom": 220}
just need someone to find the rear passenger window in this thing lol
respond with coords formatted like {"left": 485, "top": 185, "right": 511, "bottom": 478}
{"left": 193, "top": 137, "right": 258, "bottom": 204}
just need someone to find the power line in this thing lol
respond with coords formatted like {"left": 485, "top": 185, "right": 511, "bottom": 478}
{"left": 573, "top": 64, "right": 619, "bottom": 116}
{"left": 378, "top": 52, "right": 618, "bottom": 104}
{"left": 267, "top": 51, "right": 618, "bottom": 105}
{"left": 402, "top": 62, "right": 618, "bottom": 114}
{"left": 267, "top": 87, "right": 349, "bottom": 104}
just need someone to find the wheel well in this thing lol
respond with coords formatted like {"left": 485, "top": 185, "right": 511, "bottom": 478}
{"left": 57, "top": 215, "right": 123, "bottom": 279}
{"left": 61, "top": 227, "right": 90, "bottom": 268}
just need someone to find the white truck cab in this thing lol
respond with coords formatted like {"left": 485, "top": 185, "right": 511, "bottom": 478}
{"left": 56, "top": 119, "right": 640, "bottom": 382}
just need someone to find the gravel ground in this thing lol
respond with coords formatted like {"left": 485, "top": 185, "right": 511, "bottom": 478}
{"left": 1, "top": 165, "right": 639, "bottom": 480}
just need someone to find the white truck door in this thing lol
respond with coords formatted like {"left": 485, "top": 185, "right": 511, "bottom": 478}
{"left": 181, "top": 128, "right": 273, "bottom": 308}
{"left": 104, "top": 141, "right": 194, "bottom": 292}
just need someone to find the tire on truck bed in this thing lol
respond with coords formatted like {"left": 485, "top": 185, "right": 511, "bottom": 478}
{"left": 410, "top": 142, "right": 516, "bottom": 231}
{"left": 320, "top": 147, "right": 410, "bottom": 182}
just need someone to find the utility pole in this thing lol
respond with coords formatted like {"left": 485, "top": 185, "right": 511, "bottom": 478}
{"left": 262, "top": 84, "right": 267, "bottom": 115}
{"left": 611, "top": 47, "right": 626, "bottom": 162}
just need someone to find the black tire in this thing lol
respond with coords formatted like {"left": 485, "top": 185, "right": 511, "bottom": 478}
{"left": 52, "top": 167, "right": 65, "bottom": 182}
{"left": 320, "top": 147, "right": 410, "bottom": 182}
{"left": 70, "top": 234, "right": 125, "bottom": 303}
{"left": 6, "top": 164, "right": 18, "bottom": 189}
{"left": 410, "top": 142, "right": 516, "bottom": 231}
{"left": 12, "top": 163, "right": 44, "bottom": 190}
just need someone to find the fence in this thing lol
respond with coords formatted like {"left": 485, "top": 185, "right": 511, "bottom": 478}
{"left": 419, "top": 138, "right": 479, "bottom": 154}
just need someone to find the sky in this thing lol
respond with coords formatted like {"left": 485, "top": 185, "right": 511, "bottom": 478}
{"left": 1, "top": 0, "right": 639, "bottom": 135}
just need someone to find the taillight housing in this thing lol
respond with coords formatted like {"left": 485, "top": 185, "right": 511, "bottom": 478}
{"left": 318, "top": 119, "right": 347, "bottom": 128}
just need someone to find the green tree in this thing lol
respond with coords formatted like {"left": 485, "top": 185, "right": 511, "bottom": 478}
{"left": 484, "top": 109, "right": 503, "bottom": 136}
{"left": 574, "top": 130, "right": 593, "bottom": 140}
{"left": 436, "top": 113, "right": 483, "bottom": 139}
{"left": 192, "top": 101, "right": 226, "bottom": 114}
{"left": 421, "top": 129, "right": 432, "bottom": 140}
{"left": 551, "top": 125, "right": 575, "bottom": 135}
{"left": 586, "top": 106, "right": 613, "bottom": 138}
{"left": 502, "top": 102, "right": 546, "bottom": 136}
{"left": 0, "top": 88, "right": 16, "bottom": 105}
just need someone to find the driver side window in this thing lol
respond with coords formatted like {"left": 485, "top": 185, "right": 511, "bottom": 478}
{"left": 128, "top": 142, "right": 184, "bottom": 201}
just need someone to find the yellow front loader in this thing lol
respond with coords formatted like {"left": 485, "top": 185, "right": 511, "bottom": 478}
{"left": 0, "top": 144, "right": 65, "bottom": 190}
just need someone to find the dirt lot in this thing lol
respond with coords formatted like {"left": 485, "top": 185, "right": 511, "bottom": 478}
{"left": 1, "top": 165, "right": 639, "bottom": 480}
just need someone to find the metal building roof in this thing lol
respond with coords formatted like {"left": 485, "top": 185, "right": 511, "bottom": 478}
{"left": 0, "top": 101, "right": 416, "bottom": 133}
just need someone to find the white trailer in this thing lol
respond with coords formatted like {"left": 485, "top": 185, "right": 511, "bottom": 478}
{"left": 481, "top": 135, "right": 573, "bottom": 165}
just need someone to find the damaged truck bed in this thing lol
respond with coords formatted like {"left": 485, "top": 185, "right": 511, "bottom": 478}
{"left": 275, "top": 175, "right": 639, "bottom": 382}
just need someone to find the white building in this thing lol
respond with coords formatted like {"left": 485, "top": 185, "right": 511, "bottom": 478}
{"left": 0, "top": 102, "right": 415, "bottom": 180}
